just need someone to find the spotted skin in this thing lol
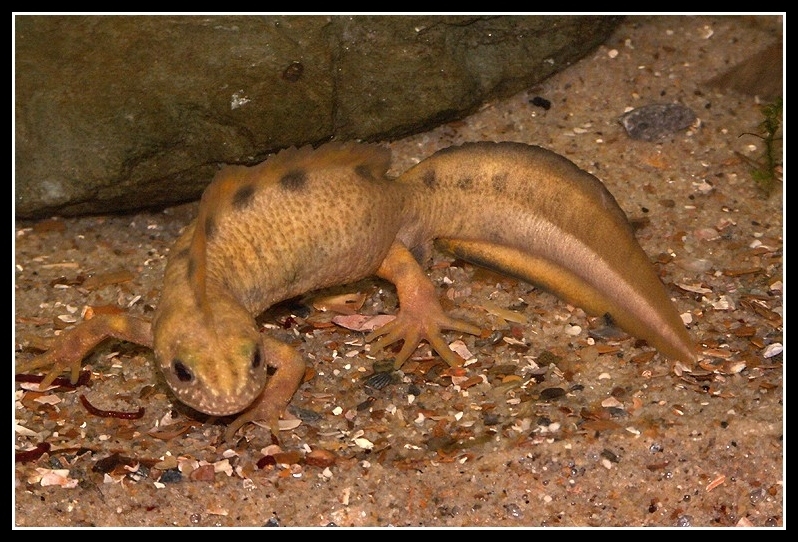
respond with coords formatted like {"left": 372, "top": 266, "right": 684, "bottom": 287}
{"left": 17, "top": 141, "right": 697, "bottom": 441}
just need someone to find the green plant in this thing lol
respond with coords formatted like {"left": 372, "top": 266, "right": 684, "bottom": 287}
{"left": 738, "top": 97, "right": 782, "bottom": 196}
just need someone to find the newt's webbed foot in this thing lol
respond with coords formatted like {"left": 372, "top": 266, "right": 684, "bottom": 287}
{"left": 367, "top": 241, "right": 482, "bottom": 369}
{"left": 15, "top": 314, "right": 153, "bottom": 389}
{"left": 223, "top": 404, "right": 281, "bottom": 443}
{"left": 366, "top": 308, "right": 481, "bottom": 369}
{"left": 16, "top": 349, "right": 84, "bottom": 390}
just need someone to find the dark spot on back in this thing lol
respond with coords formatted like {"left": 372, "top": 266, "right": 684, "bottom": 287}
{"left": 491, "top": 172, "right": 508, "bottom": 193}
{"left": 232, "top": 184, "right": 256, "bottom": 210}
{"left": 280, "top": 169, "right": 307, "bottom": 191}
{"left": 175, "top": 248, "right": 190, "bottom": 260}
{"left": 204, "top": 216, "right": 216, "bottom": 240}
{"left": 354, "top": 164, "right": 375, "bottom": 181}
{"left": 457, "top": 176, "right": 473, "bottom": 190}
{"left": 422, "top": 169, "right": 437, "bottom": 190}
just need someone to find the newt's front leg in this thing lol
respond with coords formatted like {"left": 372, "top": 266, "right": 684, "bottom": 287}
{"left": 223, "top": 336, "right": 306, "bottom": 441}
{"left": 366, "top": 241, "right": 482, "bottom": 369}
{"left": 16, "top": 313, "right": 153, "bottom": 388}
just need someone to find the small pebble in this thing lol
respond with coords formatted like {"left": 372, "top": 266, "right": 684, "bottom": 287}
{"left": 619, "top": 103, "right": 697, "bottom": 141}
{"left": 363, "top": 371, "right": 393, "bottom": 390}
{"left": 530, "top": 96, "right": 551, "bottom": 110}
{"left": 504, "top": 503, "right": 523, "bottom": 518}
{"left": 763, "top": 343, "right": 783, "bottom": 358}
{"left": 159, "top": 468, "right": 182, "bottom": 484}
{"left": 539, "top": 387, "right": 565, "bottom": 401}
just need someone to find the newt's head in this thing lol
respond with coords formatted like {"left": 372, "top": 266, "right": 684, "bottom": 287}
{"left": 152, "top": 287, "right": 271, "bottom": 417}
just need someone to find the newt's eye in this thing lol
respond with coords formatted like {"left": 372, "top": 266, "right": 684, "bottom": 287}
{"left": 172, "top": 360, "right": 193, "bottom": 382}
{"left": 251, "top": 349, "right": 262, "bottom": 370}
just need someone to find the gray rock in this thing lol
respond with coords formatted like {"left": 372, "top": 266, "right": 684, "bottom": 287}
{"left": 14, "top": 15, "right": 623, "bottom": 218}
{"left": 619, "top": 103, "right": 697, "bottom": 142}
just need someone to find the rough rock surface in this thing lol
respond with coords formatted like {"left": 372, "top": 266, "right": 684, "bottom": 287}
{"left": 15, "top": 15, "right": 622, "bottom": 218}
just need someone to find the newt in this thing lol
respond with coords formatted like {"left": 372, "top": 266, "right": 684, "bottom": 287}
{"left": 16, "top": 141, "right": 697, "bottom": 441}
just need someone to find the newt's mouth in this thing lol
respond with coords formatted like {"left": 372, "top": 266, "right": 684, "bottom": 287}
{"left": 168, "top": 379, "right": 265, "bottom": 417}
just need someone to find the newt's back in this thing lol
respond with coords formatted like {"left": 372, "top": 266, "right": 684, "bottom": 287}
{"left": 152, "top": 142, "right": 407, "bottom": 419}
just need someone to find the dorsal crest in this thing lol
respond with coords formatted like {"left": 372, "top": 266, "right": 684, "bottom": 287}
{"left": 188, "top": 167, "right": 247, "bottom": 321}
{"left": 249, "top": 141, "right": 391, "bottom": 181}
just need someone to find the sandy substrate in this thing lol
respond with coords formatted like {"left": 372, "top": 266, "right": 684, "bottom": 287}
{"left": 14, "top": 15, "right": 783, "bottom": 528}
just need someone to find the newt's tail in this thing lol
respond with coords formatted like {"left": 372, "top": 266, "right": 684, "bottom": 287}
{"left": 398, "top": 141, "right": 697, "bottom": 363}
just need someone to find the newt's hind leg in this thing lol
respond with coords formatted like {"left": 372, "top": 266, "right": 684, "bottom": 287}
{"left": 16, "top": 314, "right": 153, "bottom": 389}
{"left": 366, "top": 241, "right": 481, "bottom": 369}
